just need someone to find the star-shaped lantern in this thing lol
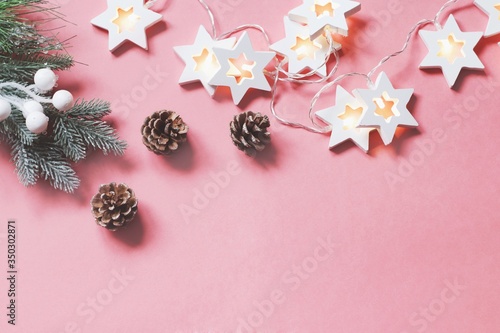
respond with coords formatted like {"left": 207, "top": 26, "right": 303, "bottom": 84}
{"left": 174, "top": 26, "right": 236, "bottom": 96}
{"left": 91, "top": 0, "right": 163, "bottom": 51}
{"left": 419, "top": 15, "right": 484, "bottom": 88}
{"left": 354, "top": 72, "right": 418, "bottom": 146}
{"left": 288, "top": 0, "right": 361, "bottom": 39}
{"left": 474, "top": 0, "right": 500, "bottom": 37}
{"left": 270, "top": 17, "right": 341, "bottom": 76}
{"left": 316, "top": 86, "right": 375, "bottom": 153}
{"left": 209, "top": 32, "right": 276, "bottom": 105}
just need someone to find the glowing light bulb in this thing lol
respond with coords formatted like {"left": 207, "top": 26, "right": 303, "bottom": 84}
{"left": 338, "top": 105, "right": 363, "bottom": 131}
{"left": 226, "top": 53, "right": 256, "bottom": 85}
{"left": 193, "top": 48, "right": 220, "bottom": 77}
{"left": 291, "top": 35, "right": 321, "bottom": 60}
{"left": 373, "top": 92, "right": 400, "bottom": 123}
{"left": 112, "top": 7, "right": 141, "bottom": 33}
{"left": 313, "top": 1, "right": 335, "bottom": 18}
{"left": 437, "top": 33, "right": 465, "bottom": 64}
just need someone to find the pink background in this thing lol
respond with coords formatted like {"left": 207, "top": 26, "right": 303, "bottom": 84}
{"left": 1, "top": 0, "right": 500, "bottom": 332}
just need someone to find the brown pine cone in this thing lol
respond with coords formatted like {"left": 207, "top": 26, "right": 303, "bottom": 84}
{"left": 141, "top": 110, "right": 188, "bottom": 155}
{"left": 230, "top": 111, "right": 271, "bottom": 156}
{"left": 91, "top": 183, "right": 138, "bottom": 231}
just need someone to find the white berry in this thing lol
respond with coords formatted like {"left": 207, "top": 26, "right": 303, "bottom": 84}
{"left": 0, "top": 99, "right": 12, "bottom": 121}
{"left": 22, "top": 100, "right": 44, "bottom": 118}
{"left": 52, "top": 90, "right": 74, "bottom": 111}
{"left": 26, "top": 112, "right": 49, "bottom": 134}
{"left": 34, "top": 68, "right": 57, "bottom": 91}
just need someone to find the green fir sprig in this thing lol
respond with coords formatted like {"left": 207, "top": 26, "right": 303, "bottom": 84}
{"left": 0, "top": 0, "right": 127, "bottom": 192}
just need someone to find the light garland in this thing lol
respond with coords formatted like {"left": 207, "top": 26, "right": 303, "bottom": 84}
{"left": 170, "top": 0, "right": 492, "bottom": 153}
{"left": 91, "top": 0, "right": 164, "bottom": 51}
{"left": 173, "top": 0, "right": 352, "bottom": 105}
{"left": 174, "top": 26, "right": 236, "bottom": 97}
{"left": 270, "top": 17, "right": 341, "bottom": 77}
{"left": 419, "top": 14, "right": 484, "bottom": 88}
{"left": 288, "top": 0, "right": 361, "bottom": 38}
{"left": 208, "top": 32, "right": 276, "bottom": 105}
{"left": 474, "top": 0, "right": 500, "bottom": 38}
{"left": 352, "top": 72, "right": 418, "bottom": 146}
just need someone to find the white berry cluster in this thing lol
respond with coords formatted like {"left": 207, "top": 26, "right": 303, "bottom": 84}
{"left": 0, "top": 68, "right": 75, "bottom": 134}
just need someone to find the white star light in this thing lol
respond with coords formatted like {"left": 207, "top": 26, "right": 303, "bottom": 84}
{"left": 419, "top": 15, "right": 484, "bottom": 88}
{"left": 474, "top": 0, "right": 500, "bottom": 37}
{"left": 316, "top": 86, "right": 375, "bottom": 153}
{"left": 91, "top": 0, "right": 163, "bottom": 51}
{"left": 174, "top": 26, "right": 236, "bottom": 97}
{"left": 288, "top": 0, "right": 361, "bottom": 39}
{"left": 354, "top": 72, "right": 418, "bottom": 146}
{"left": 209, "top": 32, "right": 276, "bottom": 105}
{"left": 270, "top": 17, "right": 341, "bottom": 76}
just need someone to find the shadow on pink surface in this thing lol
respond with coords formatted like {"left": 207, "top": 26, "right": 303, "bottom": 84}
{"left": 110, "top": 210, "right": 146, "bottom": 247}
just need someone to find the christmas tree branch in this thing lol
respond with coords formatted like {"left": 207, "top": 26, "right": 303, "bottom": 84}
{"left": 0, "top": 0, "right": 128, "bottom": 192}
{"left": 10, "top": 137, "right": 39, "bottom": 187}
{"left": 28, "top": 137, "right": 80, "bottom": 192}
{"left": 50, "top": 100, "right": 127, "bottom": 161}
{"left": 1, "top": 110, "right": 36, "bottom": 145}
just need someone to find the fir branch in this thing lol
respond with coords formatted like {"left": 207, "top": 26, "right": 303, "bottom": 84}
{"left": 0, "top": 0, "right": 41, "bottom": 11}
{"left": 0, "top": 53, "right": 73, "bottom": 82}
{"left": 65, "top": 99, "right": 112, "bottom": 120}
{"left": 9, "top": 136, "right": 80, "bottom": 192}
{"left": 29, "top": 137, "right": 80, "bottom": 192}
{"left": 0, "top": 0, "right": 64, "bottom": 55}
{"left": 53, "top": 116, "right": 87, "bottom": 162}
{"left": 0, "top": 110, "right": 36, "bottom": 145}
{"left": 0, "top": 0, "right": 127, "bottom": 192}
{"left": 49, "top": 100, "right": 127, "bottom": 158}
{"left": 9, "top": 138, "right": 39, "bottom": 187}
{"left": 57, "top": 117, "right": 127, "bottom": 157}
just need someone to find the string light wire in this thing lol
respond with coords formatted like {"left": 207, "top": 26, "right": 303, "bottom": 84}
{"left": 194, "top": 0, "right": 462, "bottom": 133}
{"left": 145, "top": 0, "right": 169, "bottom": 11}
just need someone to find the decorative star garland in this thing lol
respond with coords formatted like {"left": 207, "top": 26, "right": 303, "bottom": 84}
{"left": 168, "top": 0, "right": 496, "bottom": 153}
{"left": 419, "top": 14, "right": 484, "bottom": 88}
{"left": 173, "top": 0, "right": 360, "bottom": 105}
{"left": 475, "top": 0, "right": 500, "bottom": 37}
{"left": 174, "top": 26, "right": 236, "bottom": 97}
{"left": 316, "top": 86, "right": 375, "bottom": 152}
{"left": 270, "top": 17, "right": 341, "bottom": 76}
{"left": 209, "top": 32, "right": 276, "bottom": 105}
{"left": 315, "top": 72, "right": 418, "bottom": 153}
{"left": 288, "top": 0, "right": 361, "bottom": 38}
{"left": 354, "top": 72, "right": 418, "bottom": 146}
{"left": 91, "top": 0, "right": 163, "bottom": 51}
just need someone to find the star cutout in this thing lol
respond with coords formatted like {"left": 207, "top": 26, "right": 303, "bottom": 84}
{"left": 373, "top": 93, "right": 399, "bottom": 121}
{"left": 270, "top": 17, "right": 341, "bottom": 76}
{"left": 353, "top": 72, "right": 417, "bottom": 146}
{"left": 475, "top": 0, "right": 500, "bottom": 37}
{"left": 316, "top": 86, "right": 375, "bottom": 152}
{"left": 437, "top": 34, "right": 465, "bottom": 64}
{"left": 419, "top": 15, "right": 484, "bottom": 88}
{"left": 289, "top": 0, "right": 361, "bottom": 39}
{"left": 209, "top": 32, "right": 276, "bottom": 105}
{"left": 91, "top": 0, "right": 163, "bottom": 51}
{"left": 227, "top": 53, "right": 256, "bottom": 84}
{"left": 113, "top": 7, "right": 141, "bottom": 33}
{"left": 315, "top": 2, "right": 335, "bottom": 17}
{"left": 292, "top": 36, "right": 321, "bottom": 60}
{"left": 174, "top": 26, "right": 236, "bottom": 96}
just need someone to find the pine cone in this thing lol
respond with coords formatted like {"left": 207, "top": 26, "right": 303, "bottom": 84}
{"left": 91, "top": 183, "right": 138, "bottom": 231}
{"left": 230, "top": 111, "right": 271, "bottom": 156}
{"left": 141, "top": 110, "right": 188, "bottom": 155}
